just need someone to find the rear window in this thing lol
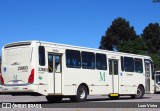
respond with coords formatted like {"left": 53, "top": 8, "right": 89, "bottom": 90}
{"left": 3, "top": 46, "right": 32, "bottom": 65}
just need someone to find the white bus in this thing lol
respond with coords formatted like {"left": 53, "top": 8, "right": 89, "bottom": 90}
{"left": 154, "top": 71, "right": 160, "bottom": 93}
{"left": 1, "top": 41, "right": 154, "bottom": 102}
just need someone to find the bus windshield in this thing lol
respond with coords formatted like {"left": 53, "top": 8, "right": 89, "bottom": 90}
{"left": 155, "top": 74, "right": 160, "bottom": 85}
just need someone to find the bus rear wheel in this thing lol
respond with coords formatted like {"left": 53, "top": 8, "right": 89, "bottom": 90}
{"left": 70, "top": 85, "right": 88, "bottom": 102}
{"left": 46, "top": 96, "right": 62, "bottom": 103}
{"left": 131, "top": 86, "right": 145, "bottom": 99}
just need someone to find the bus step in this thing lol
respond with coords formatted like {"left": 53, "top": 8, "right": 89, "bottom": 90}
{"left": 109, "top": 93, "right": 119, "bottom": 97}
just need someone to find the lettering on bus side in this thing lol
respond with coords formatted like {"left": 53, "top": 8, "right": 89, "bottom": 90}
{"left": 18, "top": 66, "right": 28, "bottom": 71}
{"left": 38, "top": 68, "right": 48, "bottom": 72}
{"left": 100, "top": 72, "right": 106, "bottom": 82}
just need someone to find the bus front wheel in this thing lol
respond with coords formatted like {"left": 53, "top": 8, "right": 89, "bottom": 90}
{"left": 70, "top": 85, "right": 88, "bottom": 102}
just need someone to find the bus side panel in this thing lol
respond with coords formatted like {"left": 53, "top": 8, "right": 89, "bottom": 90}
{"left": 34, "top": 44, "right": 49, "bottom": 95}
{"left": 118, "top": 57, "right": 146, "bottom": 95}
{"left": 63, "top": 68, "right": 109, "bottom": 95}
{"left": 119, "top": 72, "right": 140, "bottom": 94}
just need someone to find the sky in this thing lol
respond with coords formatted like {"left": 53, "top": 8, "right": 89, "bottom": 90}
{"left": 0, "top": 0, "right": 160, "bottom": 51}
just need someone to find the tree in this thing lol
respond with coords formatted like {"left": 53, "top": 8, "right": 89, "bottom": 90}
{"left": 99, "top": 17, "right": 137, "bottom": 51}
{"left": 142, "top": 23, "right": 160, "bottom": 54}
{"left": 142, "top": 23, "right": 160, "bottom": 70}
{"left": 117, "top": 37, "right": 148, "bottom": 55}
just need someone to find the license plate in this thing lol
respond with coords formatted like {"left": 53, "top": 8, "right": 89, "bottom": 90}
{"left": 13, "top": 80, "right": 18, "bottom": 84}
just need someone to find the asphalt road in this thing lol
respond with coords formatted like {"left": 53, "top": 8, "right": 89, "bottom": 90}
{"left": 0, "top": 94, "right": 159, "bottom": 111}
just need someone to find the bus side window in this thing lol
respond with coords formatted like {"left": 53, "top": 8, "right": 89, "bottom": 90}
{"left": 96, "top": 53, "right": 107, "bottom": 70}
{"left": 55, "top": 55, "right": 62, "bottom": 73}
{"left": 124, "top": 57, "right": 134, "bottom": 72}
{"left": 39, "top": 46, "right": 45, "bottom": 66}
{"left": 134, "top": 58, "right": 143, "bottom": 73}
{"left": 66, "top": 49, "right": 81, "bottom": 68}
{"left": 82, "top": 51, "right": 95, "bottom": 69}
{"left": 121, "top": 56, "right": 124, "bottom": 71}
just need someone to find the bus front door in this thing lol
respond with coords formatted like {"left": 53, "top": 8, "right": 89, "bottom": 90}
{"left": 48, "top": 53, "right": 62, "bottom": 94}
{"left": 109, "top": 59, "right": 119, "bottom": 94}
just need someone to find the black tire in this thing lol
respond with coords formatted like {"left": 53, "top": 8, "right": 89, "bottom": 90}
{"left": 70, "top": 85, "right": 88, "bottom": 102}
{"left": 46, "top": 96, "right": 62, "bottom": 103}
{"left": 132, "top": 86, "right": 145, "bottom": 99}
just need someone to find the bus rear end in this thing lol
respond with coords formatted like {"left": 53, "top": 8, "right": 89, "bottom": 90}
{"left": 1, "top": 42, "right": 37, "bottom": 95}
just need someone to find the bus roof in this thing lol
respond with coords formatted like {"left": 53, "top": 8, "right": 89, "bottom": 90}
{"left": 3, "top": 40, "right": 151, "bottom": 59}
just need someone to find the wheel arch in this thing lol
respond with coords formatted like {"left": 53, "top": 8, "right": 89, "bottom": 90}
{"left": 138, "top": 84, "right": 145, "bottom": 92}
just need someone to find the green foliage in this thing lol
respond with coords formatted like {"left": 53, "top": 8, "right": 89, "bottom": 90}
{"left": 117, "top": 37, "right": 148, "bottom": 55}
{"left": 149, "top": 53, "right": 160, "bottom": 70}
{"left": 99, "top": 18, "right": 160, "bottom": 70}
{"left": 142, "top": 23, "right": 160, "bottom": 70}
{"left": 142, "top": 23, "right": 160, "bottom": 54}
{"left": 99, "top": 17, "right": 137, "bottom": 50}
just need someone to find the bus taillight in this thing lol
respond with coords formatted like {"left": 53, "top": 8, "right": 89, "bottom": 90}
{"left": 0, "top": 74, "right": 4, "bottom": 85}
{"left": 28, "top": 69, "right": 34, "bottom": 83}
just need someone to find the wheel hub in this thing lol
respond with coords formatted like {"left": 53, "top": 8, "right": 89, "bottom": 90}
{"left": 137, "top": 88, "right": 142, "bottom": 97}
{"left": 78, "top": 88, "right": 86, "bottom": 99}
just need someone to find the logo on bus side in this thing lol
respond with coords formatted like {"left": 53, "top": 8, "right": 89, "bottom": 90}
{"left": 11, "top": 62, "right": 20, "bottom": 66}
{"left": 18, "top": 66, "right": 28, "bottom": 71}
{"left": 100, "top": 72, "right": 106, "bottom": 82}
{"left": 13, "top": 75, "right": 17, "bottom": 80}
{"left": 38, "top": 68, "right": 48, "bottom": 72}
